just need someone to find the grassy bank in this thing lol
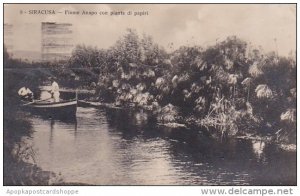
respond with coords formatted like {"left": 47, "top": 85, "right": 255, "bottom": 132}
{"left": 3, "top": 105, "right": 59, "bottom": 185}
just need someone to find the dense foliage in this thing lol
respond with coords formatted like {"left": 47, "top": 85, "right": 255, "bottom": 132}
{"left": 4, "top": 29, "right": 296, "bottom": 144}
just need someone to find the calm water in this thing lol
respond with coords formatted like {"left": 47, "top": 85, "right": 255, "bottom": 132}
{"left": 23, "top": 107, "right": 296, "bottom": 185}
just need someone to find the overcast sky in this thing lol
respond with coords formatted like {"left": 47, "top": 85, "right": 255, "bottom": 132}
{"left": 4, "top": 4, "right": 296, "bottom": 56}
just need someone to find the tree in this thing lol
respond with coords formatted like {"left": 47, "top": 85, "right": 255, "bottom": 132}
{"left": 69, "top": 44, "right": 101, "bottom": 68}
{"left": 4, "top": 45, "right": 10, "bottom": 67}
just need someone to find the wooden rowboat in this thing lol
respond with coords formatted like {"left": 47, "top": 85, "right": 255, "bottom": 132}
{"left": 22, "top": 99, "right": 77, "bottom": 119}
{"left": 78, "top": 100, "right": 122, "bottom": 109}
{"left": 78, "top": 100, "right": 102, "bottom": 107}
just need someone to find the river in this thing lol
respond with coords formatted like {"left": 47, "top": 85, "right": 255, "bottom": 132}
{"left": 21, "top": 106, "right": 296, "bottom": 185}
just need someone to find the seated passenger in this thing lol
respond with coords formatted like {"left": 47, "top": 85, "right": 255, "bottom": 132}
{"left": 18, "top": 87, "right": 34, "bottom": 102}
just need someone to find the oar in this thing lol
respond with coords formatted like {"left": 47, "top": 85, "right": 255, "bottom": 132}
{"left": 23, "top": 97, "right": 52, "bottom": 106}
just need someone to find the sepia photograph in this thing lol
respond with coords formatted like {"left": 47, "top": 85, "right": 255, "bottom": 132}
{"left": 3, "top": 3, "right": 296, "bottom": 186}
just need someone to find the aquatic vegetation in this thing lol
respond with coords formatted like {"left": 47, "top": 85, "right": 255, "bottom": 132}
{"left": 194, "top": 96, "right": 206, "bottom": 113}
{"left": 157, "top": 103, "right": 180, "bottom": 123}
{"left": 249, "top": 62, "right": 263, "bottom": 77}
{"left": 255, "top": 84, "right": 273, "bottom": 99}
{"left": 4, "top": 29, "right": 296, "bottom": 145}
{"left": 280, "top": 109, "right": 296, "bottom": 123}
{"left": 200, "top": 97, "right": 241, "bottom": 137}
{"left": 64, "top": 31, "right": 294, "bottom": 144}
{"left": 290, "top": 88, "right": 296, "bottom": 98}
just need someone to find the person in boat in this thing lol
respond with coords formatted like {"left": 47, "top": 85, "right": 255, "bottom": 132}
{"left": 50, "top": 78, "right": 60, "bottom": 102}
{"left": 18, "top": 87, "right": 34, "bottom": 102}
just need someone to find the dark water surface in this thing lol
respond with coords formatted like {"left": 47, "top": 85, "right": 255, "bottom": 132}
{"left": 22, "top": 107, "right": 296, "bottom": 185}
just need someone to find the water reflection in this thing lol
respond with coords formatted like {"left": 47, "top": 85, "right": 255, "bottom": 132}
{"left": 134, "top": 109, "right": 149, "bottom": 126}
{"left": 24, "top": 107, "right": 296, "bottom": 185}
{"left": 251, "top": 140, "right": 266, "bottom": 161}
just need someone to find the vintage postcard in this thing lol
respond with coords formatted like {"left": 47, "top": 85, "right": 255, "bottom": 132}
{"left": 3, "top": 3, "right": 296, "bottom": 186}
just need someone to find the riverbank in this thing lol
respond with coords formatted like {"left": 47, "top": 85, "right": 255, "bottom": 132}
{"left": 3, "top": 106, "right": 92, "bottom": 185}
{"left": 78, "top": 98, "right": 296, "bottom": 152}
{"left": 4, "top": 109, "right": 53, "bottom": 185}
